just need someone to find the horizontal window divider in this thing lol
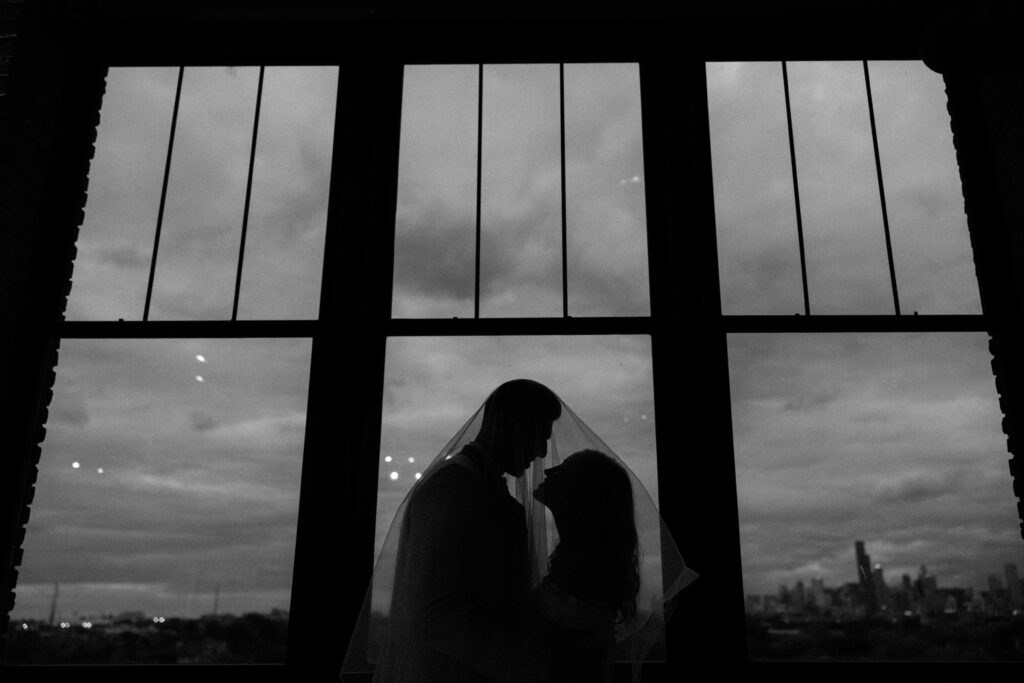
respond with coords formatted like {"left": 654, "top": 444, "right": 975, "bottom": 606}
{"left": 386, "top": 317, "right": 654, "bottom": 336}
{"left": 52, "top": 315, "right": 995, "bottom": 339}
{"left": 55, "top": 320, "right": 321, "bottom": 338}
{"left": 720, "top": 314, "right": 988, "bottom": 334}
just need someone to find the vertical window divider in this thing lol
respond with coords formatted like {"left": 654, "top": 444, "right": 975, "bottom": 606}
{"left": 232, "top": 65, "right": 266, "bottom": 321}
{"left": 560, "top": 63, "right": 569, "bottom": 318}
{"left": 143, "top": 65, "right": 184, "bottom": 321}
{"left": 782, "top": 61, "right": 811, "bottom": 316}
{"left": 474, "top": 63, "right": 484, "bottom": 319}
{"left": 863, "top": 60, "right": 902, "bottom": 316}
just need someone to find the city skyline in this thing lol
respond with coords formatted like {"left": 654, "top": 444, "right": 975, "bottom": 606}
{"left": 750, "top": 539, "right": 1024, "bottom": 601}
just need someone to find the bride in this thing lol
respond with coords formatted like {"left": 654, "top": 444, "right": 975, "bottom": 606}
{"left": 340, "top": 381, "right": 698, "bottom": 682}
{"left": 531, "top": 449, "right": 641, "bottom": 682}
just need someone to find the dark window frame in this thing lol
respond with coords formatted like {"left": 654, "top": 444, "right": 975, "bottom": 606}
{"left": 2, "top": 8, "right": 1018, "bottom": 683}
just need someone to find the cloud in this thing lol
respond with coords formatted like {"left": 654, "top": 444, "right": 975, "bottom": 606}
{"left": 873, "top": 470, "right": 963, "bottom": 504}
{"left": 190, "top": 411, "right": 217, "bottom": 432}
{"left": 51, "top": 401, "right": 90, "bottom": 427}
{"left": 97, "top": 245, "right": 150, "bottom": 269}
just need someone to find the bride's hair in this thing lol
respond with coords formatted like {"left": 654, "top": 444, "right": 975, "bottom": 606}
{"left": 547, "top": 449, "right": 640, "bottom": 623}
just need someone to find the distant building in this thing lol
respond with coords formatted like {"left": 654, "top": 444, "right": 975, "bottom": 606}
{"left": 1005, "top": 564, "right": 1022, "bottom": 610}
{"left": 988, "top": 574, "right": 1008, "bottom": 612}
{"left": 810, "top": 578, "right": 828, "bottom": 611}
{"left": 855, "top": 541, "right": 876, "bottom": 613}
{"left": 793, "top": 580, "right": 806, "bottom": 612}
{"left": 872, "top": 563, "right": 890, "bottom": 612}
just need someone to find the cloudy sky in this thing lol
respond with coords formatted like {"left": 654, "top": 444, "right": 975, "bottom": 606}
{"left": 12, "top": 61, "right": 1023, "bottom": 637}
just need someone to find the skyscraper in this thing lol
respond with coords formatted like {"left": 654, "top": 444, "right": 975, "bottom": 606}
{"left": 855, "top": 540, "right": 876, "bottom": 613}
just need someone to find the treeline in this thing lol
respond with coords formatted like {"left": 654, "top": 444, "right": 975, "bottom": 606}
{"left": 5, "top": 613, "right": 288, "bottom": 664}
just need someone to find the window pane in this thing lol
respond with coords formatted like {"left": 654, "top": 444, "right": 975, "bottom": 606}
{"left": 729, "top": 333, "right": 1024, "bottom": 660}
{"left": 788, "top": 61, "right": 893, "bottom": 314}
{"left": 393, "top": 64, "right": 649, "bottom": 319}
{"left": 391, "top": 65, "right": 479, "bottom": 318}
{"left": 708, "top": 62, "right": 804, "bottom": 315}
{"left": 869, "top": 61, "right": 981, "bottom": 314}
{"left": 564, "top": 63, "right": 650, "bottom": 317}
{"left": 236, "top": 66, "right": 337, "bottom": 320}
{"left": 710, "top": 61, "right": 975, "bottom": 315}
{"left": 149, "top": 67, "right": 259, "bottom": 320}
{"left": 376, "top": 335, "right": 659, "bottom": 560}
{"left": 67, "top": 68, "right": 179, "bottom": 321}
{"left": 480, "top": 65, "right": 563, "bottom": 317}
{"left": 8, "top": 338, "right": 311, "bottom": 664}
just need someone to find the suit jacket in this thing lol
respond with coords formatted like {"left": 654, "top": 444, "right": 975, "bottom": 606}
{"left": 374, "top": 444, "right": 535, "bottom": 683}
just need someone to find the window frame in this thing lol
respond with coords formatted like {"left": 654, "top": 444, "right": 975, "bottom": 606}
{"left": 2, "top": 8, "right": 1020, "bottom": 683}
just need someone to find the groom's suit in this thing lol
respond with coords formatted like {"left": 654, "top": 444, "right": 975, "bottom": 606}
{"left": 375, "top": 443, "right": 535, "bottom": 683}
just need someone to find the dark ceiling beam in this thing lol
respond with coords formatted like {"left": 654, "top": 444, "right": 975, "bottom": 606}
{"left": 42, "top": 1, "right": 943, "bottom": 65}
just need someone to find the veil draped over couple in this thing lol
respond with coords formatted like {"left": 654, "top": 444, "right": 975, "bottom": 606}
{"left": 342, "top": 379, "right": 698, "bottom": 683}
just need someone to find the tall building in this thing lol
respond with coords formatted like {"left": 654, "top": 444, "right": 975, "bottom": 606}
{"left": 1005, "top": 563, "right": 1022, "bottom": 610}
{"left": 872, "top": 563, "right": 890, "bottom": 611}
{"left": 810, "top": 578, "right": 828, "bottom": 610}
{"left": 855, "top": 540, "right": 876, "bottom": 613}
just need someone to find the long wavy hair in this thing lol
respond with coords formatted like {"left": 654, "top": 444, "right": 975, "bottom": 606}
{"left": 546, "top": 449, "right": 640, "bottom": 623}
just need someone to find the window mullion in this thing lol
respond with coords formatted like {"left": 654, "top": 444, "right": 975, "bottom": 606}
{"left": 640, "top": 56, "right": 748, "bottom": 667}
{"left": 285, "top": 61, "right": 404, "bottom": 677}
{"left": 142, "top": 65, "right": 184, "bottom": 322}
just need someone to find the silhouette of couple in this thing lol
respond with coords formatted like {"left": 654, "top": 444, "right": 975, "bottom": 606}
{"left": 345, "top": 379, "right": 697, "bottom": 683}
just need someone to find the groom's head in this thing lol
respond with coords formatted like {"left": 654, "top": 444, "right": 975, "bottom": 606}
{"left": 477, "top": 379, "right": 561, "bottom": 477}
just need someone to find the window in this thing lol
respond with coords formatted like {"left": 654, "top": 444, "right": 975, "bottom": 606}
{"left": 6, "top": 65, "right": 337, "bottom": 664}
{"left": 709, "top": 60, "right": 1022, "bottom": 660}
{"left": 4, "top": 8, "right": 1024, "bottom": 681}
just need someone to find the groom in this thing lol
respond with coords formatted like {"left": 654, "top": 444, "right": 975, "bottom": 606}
{"left": 378, "top": 379, "right": 561, "bottom": 683}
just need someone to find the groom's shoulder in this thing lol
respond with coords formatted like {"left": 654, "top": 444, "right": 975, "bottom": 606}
{"left": 417, "top": 454, "right": 480, "bottom": 495}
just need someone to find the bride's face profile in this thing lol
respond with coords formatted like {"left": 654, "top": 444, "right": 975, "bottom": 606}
{"left": 533, "top": 457, "right": 574, "bottom": 512}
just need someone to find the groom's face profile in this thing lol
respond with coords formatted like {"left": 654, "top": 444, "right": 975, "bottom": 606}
{"left": 507, "top": 418, "right": 553, "bottom": 478}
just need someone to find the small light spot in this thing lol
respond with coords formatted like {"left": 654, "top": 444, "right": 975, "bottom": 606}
{"left": 408, "top": 457, "right": 415, "bottom": 463}
{"left": 71, "top": 461, "right": 80, "bottom": 469}
{"left": 384, "top": 456, "right": 392, "bottom": 463}
{"left": 414, "top": 472, "right": 422, "bottom": 480}
{"left": 195, "top": 354, "right": 207, "bottom": 363}
{"left": 195, "top": 375, "right": 205, "bottom": 383}
{"left": 444, "top": 454, "right": 453, "bottom": 460}
{"left": 640, "top": 414, "right": 648, "bottom": 421}
{"left": 97, "top": 468, "right": 104, "bottom": 474}
{"left": 21, "top": 623, "right": 28, "bottom": 630}
{"left": 389, "top": 471, "right": 399, "bottom": 481}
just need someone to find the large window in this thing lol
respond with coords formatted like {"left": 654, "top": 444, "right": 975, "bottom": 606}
{"left": 709, "top": 60, "right": 1023, "bottom": 660}
{"left": 6, "top": 65, "right": 337, "bottom": 664}
{"left": 4, "top": 12, "right": 1024, "bottom": 680}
